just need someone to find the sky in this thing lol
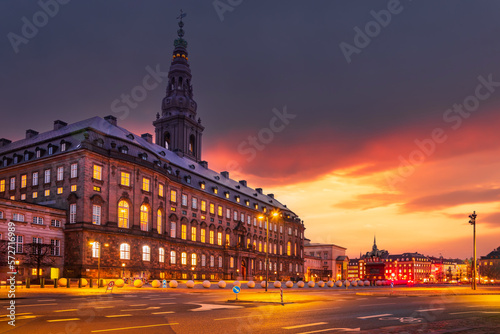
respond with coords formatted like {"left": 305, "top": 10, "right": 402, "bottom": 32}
{"left": 1, "top": 0, "right": 500, "bottom": 259}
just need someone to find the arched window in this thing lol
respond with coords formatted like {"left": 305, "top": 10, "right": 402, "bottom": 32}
{"left": 118, "top": 200, "right": 129, "bottom": 228}
{"left": 287, "top": 241, "right": 291, "bottom": 256}
{"left": 159, "top": 247, "right": 165, "bottom": 263}
{"left": 294, "top": 243, "right": 297, "bottom": 256}
{"left": 142, "top": 245, "right": 150, "bottom": 261}
{"left": 170, "top": 251, "right": 176, "bottom": 264}
{"left": 164, "top": 132, "right": 171, "bottom": 149}
{"left": 181, "top": 252, "right": 187, "bottom": 265}
{"left": 178, "top": 77, "right": 183, "bottom": 89}
{"left": 201, "top": 254, "right": 206, "bottom": 266}
{"left": 157, "top": 209, "right": 163, "bottom": 234}
{"left": 140, "top": 205, "right": 149, "bottom": 231}
{"left": 189, "top": 135, "right": 195, "bottom": 155}
{"left": 210, "top": 255, "right": 215, "bottom": 267}
{"left": 191, "top": 253, "right": 197, "bottom": 266}
{"left": 259, "top": 241, "right": 262, "bottom": 252}
{"left": 120, "top": 243, "right": 130, "bottom": 260}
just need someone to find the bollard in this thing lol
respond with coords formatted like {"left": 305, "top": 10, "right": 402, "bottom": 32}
{"left": 99, "top": 279, "right": 103, "bottom": 288}
{"left": 54, "top": 279, "right": 58, "bottom": 288}
{"left": 89, "top": 278, "right": 93, "bottom": 288}
{"left": 78, "top": 278, "right": 82, "bottom": 288}
{"left": 41, "top": 278, "right": 45, "bottom": 288}
{"left": 26, "top": 277, "right": 30, "bottom": 289}
{"left": 66, "top": 278, "right": 70, "bottom": 288}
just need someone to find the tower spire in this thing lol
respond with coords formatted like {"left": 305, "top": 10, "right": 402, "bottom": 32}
{"left": 153, "top": 11, "right": 204, "bottom": 162}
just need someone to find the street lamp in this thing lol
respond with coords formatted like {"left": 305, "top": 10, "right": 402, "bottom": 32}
{"left": 89, "top": 241, "right": 109, "bottom": 287}
{"left": 468, "top": 211, "right": 477, "bottom": 290}
{"left": 258, "top": 210, "right": 279, "bottom": 292}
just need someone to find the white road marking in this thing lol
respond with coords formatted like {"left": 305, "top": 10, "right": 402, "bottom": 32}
{"left": 47, "top": 318, "right": 80, "bottom": 322}
{"left": 298, "top": 328, "right": 360, "bottom": 334}
{"left": 416, "top": 308, "right": 444, "bottom": 312}
{"left": 357, "top": 313, "right": 392, "bottom": 319}
{"left": 283, "top": 322, "right": 328, "bottom": 330}
{"left": 189, "top": 303, "right": 243, "bottom": 312}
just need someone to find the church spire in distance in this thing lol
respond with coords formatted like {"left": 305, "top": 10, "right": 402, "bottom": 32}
{"left": 154, "top": 10, "right": 204, "bottom": 162}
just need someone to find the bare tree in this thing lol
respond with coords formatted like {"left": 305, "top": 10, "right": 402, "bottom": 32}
{"left": 23, "top": 243, "right": 56, "bottom": 281}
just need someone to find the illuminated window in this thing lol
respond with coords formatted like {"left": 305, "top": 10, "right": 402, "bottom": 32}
{"left": 21, "top": 174, "right": 27, "bottom": 188}
{"left": 140, "top": 205, "right": 149, "bottom": 231}
{"left": 118, "top": 200, "right": 129, "bottom": 228}
{"left": 71, "top": 185, "right": 77, "bottom": 192}
{"left": 259, "top": 241, "right": 262, "bottom": 252}
{"left": 264, "top": 242, "right": 267, "bottom": 253}
{"left": 142, "top": 178, "right": 150, "bottom": 192}
{"left": 217, "top": 232, "right": 222, "bottom": 246}
{"left": 201, "top": 228, "right": 206, "bottom": 243}
{"left": 218, "top": 205, "right": 223, "bottom": 216}
{"left": 93, "top": 186, "right": 101, "bottom": 192}
{"left": 120, "top": 172, "right": 130, "bottom": 186}
{"left": 170, "top": 190, "right": 177, "bottom": 202}
{"left": 57, "top": 167, "right": 64, "bottom": 181}
{"left": 92, "top": 205, "right": 101, "bottom": 225}
{"left": 230, "top": 257, "right": 234, "bottom": 268}
{"left": 201, "top": 200, "right": 206, "bottom": 212}
{"left": 158, "top": 183, "right": 164, "bottom": 197}
{"left": 142, "top": 245, "right": 150, "bottom": 261}
{"left": 0, "top": 179, "right": 4, "bottom": 192}
{"left": 70, "top": 163, "right": 78, "bottom": 178}
{"left": 157, "top": 209, "right": 163, "bottom": 234}
{"left": 191, "top": 253, "right": 197, "bottom": 266}
{"left": 32, "top": 192, "right": 38, "bottom": 199}
{"left": 225, "top": 234, "right": 230, "bottom": 246}
{"left": 93, "top": 165, "right": 102, "bottom": 180}
{"left": 209, "top": 203, "right": 215, "bottom": 214}
{"left": 170, "top": 222, "right": 176, "bottom": 238}
{"left": 213, "top": 187, "right": 218, "bottom": 194}
{"left": 159, "top": 248, "right": 165, "bottom": 263}
{"left": 120, "top": 243, "right": 130, "bottom": 260}
{"left": 91, "top": 242, "right": 100, "bottom": 258}
{"left": 57, "top": 187, "right": 63, "bottom": 194}
{"left": 181, "top": 224, "right": 187, "bottom": 240}
{"left": 191, "top": 226, "right": 197, "bottom": 242}
{"left": 200, "top": 182, "right": 205, "bottom": 190}
{"left": 287, "top": 241, "right": 291, "bottom": 256}
{"left": 181, "top": 252, "right": 187, "bottom": 265}
{"left": 44, "top": 189, "right": 50, "bottom": 197}
{"left": 170, "top": 251, "right": 176, "bottom": 264}
{"left": 209, "top": 230, "right": 214, "bottom": 244}
{"left": 225, "top": 192, "right": 229, "bottom": 199}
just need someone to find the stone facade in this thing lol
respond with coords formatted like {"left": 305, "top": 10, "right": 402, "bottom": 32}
{"left": 303, "top": 241, "right": 348, "bottom": 281}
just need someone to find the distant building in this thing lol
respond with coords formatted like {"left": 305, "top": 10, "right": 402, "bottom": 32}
{"left": 347, "top": 258, "right": 365, "bottom": 281}
{"left": 479, "top": 246, "right": 500, "bottom": 281}
{"left": 361, "top": 237, "right": 389, "bottom": 282}
{"left": 0, "top": 198, "right": 65, "bottom": 280}
{"left": 304, "top": 240, "right": 348, "bottom": 280}
{"left": 384, "top": 252, "right": 431, "bottom": 282}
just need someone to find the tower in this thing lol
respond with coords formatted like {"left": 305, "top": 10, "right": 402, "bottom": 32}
{"left": 153, "top": 11, "right": 204, "bottom": 162}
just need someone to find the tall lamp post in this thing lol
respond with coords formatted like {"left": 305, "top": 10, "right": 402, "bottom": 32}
{"left": 258, "top": 210, "right": 279, "bottom": 292}
{"left": 89, "top": 241, "right": 109, "bottom": 287}
{"left": 468, "top": 211, "right": 477, "bottom": 290}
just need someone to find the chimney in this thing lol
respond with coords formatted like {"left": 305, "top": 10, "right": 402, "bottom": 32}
{"left": 141, "top": 133, "right": 153, "bottom": 143}
{"left": 199, "top": 161, "right": 208, "bottom": 168}
{"left": 0, "top": 138, "right": 12, "bottom": 148}
{"left": 53, "top": 120, "right": 67, "bottom": 130}
{"left": 221, "top": 171, "right": 229, "bottom": 178}
{"left": 104, "top": 115, "right": 117, "bottom": 126}
{"left": 267, "top": 193, "right": 274, "bottom": 199}
{"left": 239, "top": 180, "right": 247, "bottom": 187}
{"left": 256, "top": 188, "right": 263, "bottom": 194}
{"left": 26, "top": 129, "right": 39, "bottom": 139}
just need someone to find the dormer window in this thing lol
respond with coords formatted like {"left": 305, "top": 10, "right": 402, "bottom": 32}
{"left": 35, "top": 147, "right": 42, "bottom": 158}
{"left": 165, "top": 165, "right": 172, "bottom": 174}
{"left": 94, "top": 139, "right": 104, "bottom": 148}
{"left": 140, "top": 153, "right": 148, "bottom": 161}
{"left": 60, "top": 142, "right": 67, "bottom": 152}
{"left": 13, "top": 155, "right": 19, "bottom": 164}
{"left": 120, "top": 146, "right": 128, "bottom": 154}
{"left": 185, "top": 176, "right": 191, "bottom": 184}
{"left": 24, "top": 152, "right": 30, "bottom": 161}
{"left": 224, "top": 191, "right": 229, "bottom": 199}
{"left": 245, "top": 200, "right": 250, "bottom": 206}
{"left": 254, "top": 203, "right": 258, "bottom": 210}
{"left": 213, "top": 187, "right": 218, "bottom": 194}
{"left": 48, "top": 146, "right": 53, "bottom": 155}
{"left": 235, "top": 196, "right": 240, "bottom": 203}
{"left": 200, "top": 182, "right": 205, "bottom": 190}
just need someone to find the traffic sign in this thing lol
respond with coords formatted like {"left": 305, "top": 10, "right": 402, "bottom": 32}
{"left": 105, "top": 281, "right": 115, "bottom": 293}
{"left": 232, "top": 286, "right": 241, "bottom": 294}
{"left": 390, "top": 281, "right": 394, "bottom": 288}
{"left": 108, "top": 281, "right": 115, "bottom": 287}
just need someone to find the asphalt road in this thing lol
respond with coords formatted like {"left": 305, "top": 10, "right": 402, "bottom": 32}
{"left": 0, "top": 288, "right": 499, "bottom": 333}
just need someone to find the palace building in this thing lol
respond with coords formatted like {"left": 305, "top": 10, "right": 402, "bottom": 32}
{"left": 0, "top": 16, "right": 305, "bottom": 281}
